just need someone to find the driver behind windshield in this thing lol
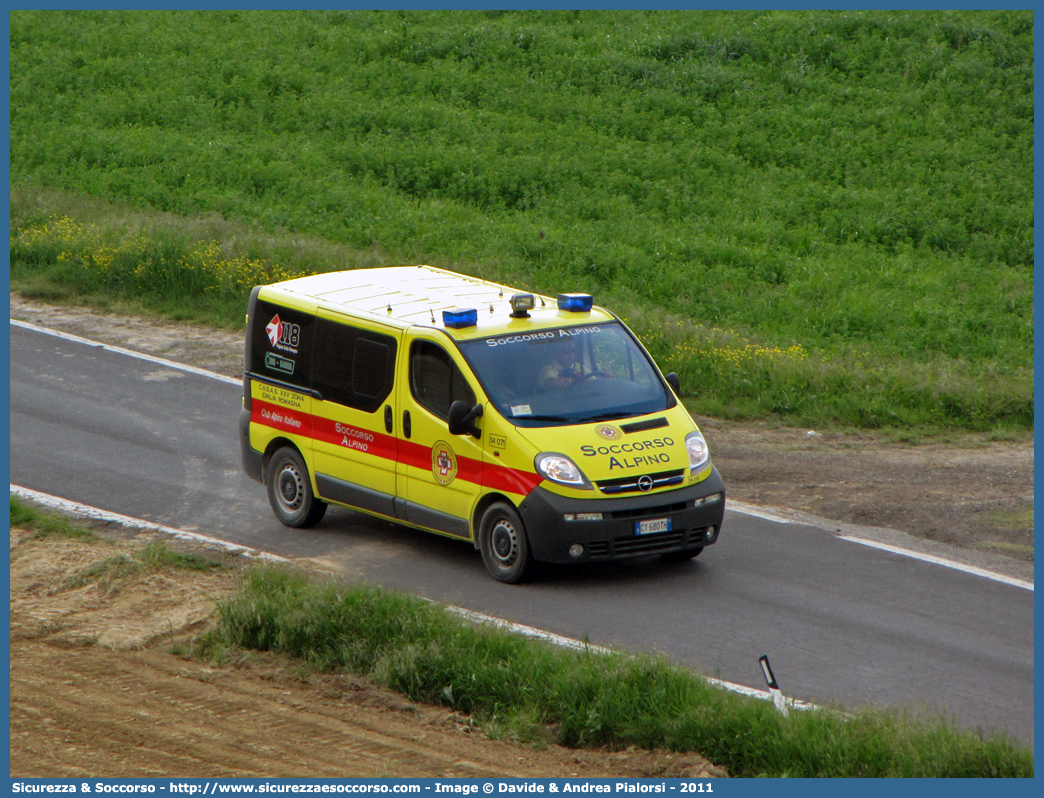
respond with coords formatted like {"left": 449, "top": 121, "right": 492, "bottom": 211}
{"left": 459, "top": 323, "right": 661, "bottom": 423}
{"left": 538, "top": 338, "right": 590, "bottom": 390}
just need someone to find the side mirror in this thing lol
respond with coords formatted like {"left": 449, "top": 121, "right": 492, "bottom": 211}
{"left": 448, "top": 400, "right": 483, "bottom": 438}
{"left": 665, "top": 372, "right": 682, "bottom": 396}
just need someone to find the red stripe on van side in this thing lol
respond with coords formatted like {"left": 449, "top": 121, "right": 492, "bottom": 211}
{"left": 402, "top": 440, "right": 542, "bottom": 495}
{"left": 251, "top": 400, "right": 314, "bottom": 437}
{"left": 483, "top": 462, "right": 544, "bottom": 495}
{"left": 398, "top": 439, "right": 487, "bottom": 487}
{"left": 253, "top": 401, "right": 542, "bottom": 496}
{"left": 311, "top": 414, "right": 398, "bottom": 461}
{"left": 397, "top": 438, "right": 433, "bottom": 471}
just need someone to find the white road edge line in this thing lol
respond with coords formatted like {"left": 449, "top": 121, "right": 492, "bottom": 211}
{"left": 10, "top": 485, "right": 285, "bottom": 563}
{"left": 443, "top": 604, "right": 817, "bottom": 711}
{"left": 726, "top": 500, "right": 794, "bottom": 524}
{"left": 9, "top": 484, "right": 811, "bottom": 711}
{"left": 839, "top": 536, "right": 1033, "bottom": 591}
{"left": 728, "top": 500, "right": 1031, "bottom": 590}
{"left": 10, "top": 318, "right": 241, "bottom": 386}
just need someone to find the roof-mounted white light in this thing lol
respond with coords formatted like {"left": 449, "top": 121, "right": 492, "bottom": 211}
{"left": 510, "top": 293, "right": 535, "bottom": 318}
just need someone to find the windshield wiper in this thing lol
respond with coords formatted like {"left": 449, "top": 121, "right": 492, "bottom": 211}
{"left": 516, "top": 414, "right": 578, "bottom": 423}
{"left": 586, "top": 411, "right": 634, "bottom": 422}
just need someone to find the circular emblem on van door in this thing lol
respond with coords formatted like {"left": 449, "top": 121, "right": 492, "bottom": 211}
{"left": 431, "top": 441, "right": 458, "bottom": 486}
{"left": 597, "top": 424, "right": 622, "bottom": 441}
{"left": 637, "top": 475, "right": 654, "bottom": 492}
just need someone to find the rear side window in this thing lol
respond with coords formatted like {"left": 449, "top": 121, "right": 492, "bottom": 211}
{"left": 313, "top": 318, "right": 397, "bottom": 413}
{"left": 249, "top": 300, "right": 315, "bottom": 389}
{"left": 410, "top": 340, "right": 475, "bottom": 421}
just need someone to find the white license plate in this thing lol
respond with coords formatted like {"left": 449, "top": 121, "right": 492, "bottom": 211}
{"left": 636, "top": 518, "right": 672, "bottom": 535}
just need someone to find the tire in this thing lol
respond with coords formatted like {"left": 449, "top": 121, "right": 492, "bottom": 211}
{"left": 266, "top": 446, "right": 327, "bottom": 528}
{"left": 478, "top": 502, "right": 533, "bottom": 584}
{"left": 661, "top": 546, "right": 704, "bottom": 563}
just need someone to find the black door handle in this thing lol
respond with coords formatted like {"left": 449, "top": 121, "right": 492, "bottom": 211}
{"left": 403, "top": 409, "right": 411, "bottom": 439}
{"left": 384, "top": 404, "right": 393, "bottom": 434}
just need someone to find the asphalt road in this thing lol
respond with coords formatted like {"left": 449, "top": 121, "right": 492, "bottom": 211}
{"left": 9, "top": 322, "right": 1035, "bottom": 743}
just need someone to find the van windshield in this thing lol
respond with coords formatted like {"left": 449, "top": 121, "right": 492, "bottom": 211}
{"left": 457, "top": 322, "right": 673, "bottom": 426}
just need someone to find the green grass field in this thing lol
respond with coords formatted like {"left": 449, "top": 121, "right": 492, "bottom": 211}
{"left": 8, "top": 10, "right": 1033, "bottom": 432}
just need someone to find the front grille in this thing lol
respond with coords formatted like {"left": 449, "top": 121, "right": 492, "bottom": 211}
{"left": 587, "top": 540, "right": 611, "bottom": 557}
{"left": 596, "top": 469, "right": 685, "bottom": 495}
{"left": 614, "top": 531, "right": 685, "bottom": 555}
{"left": 610, "top": 501, "right": 687, "bottom": 521}
{"left": 583, "top": 526, "right": 711, "bottom": 560}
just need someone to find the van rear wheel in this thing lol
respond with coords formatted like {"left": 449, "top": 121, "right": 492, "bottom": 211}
{"left": 266, "top": 446, "right": 327, "bottom": 528}
{"left": 479, "top": 502, "right": 532, "bottom": 584}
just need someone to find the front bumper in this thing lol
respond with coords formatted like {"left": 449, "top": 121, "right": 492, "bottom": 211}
{"left": 518, "top": 466, "right": 726, "bottom": 564}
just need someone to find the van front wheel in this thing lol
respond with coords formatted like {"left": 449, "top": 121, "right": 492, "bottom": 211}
{"left": 266, "top": 447, "right": 327, "bottom": 528}
{"left": 479, "top": 502, "right": 532, "bottom": 584}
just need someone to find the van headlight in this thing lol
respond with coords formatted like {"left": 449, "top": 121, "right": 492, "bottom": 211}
{"left": 685, "top": 431, "right": 710, "bottom": 474}
{"left": 535, "top": 452, "right": 593, "bottom": 490}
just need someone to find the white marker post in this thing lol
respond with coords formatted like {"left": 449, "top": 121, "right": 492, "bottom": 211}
{"left": 759, "top": 655, "right": 789, "bottom": 717}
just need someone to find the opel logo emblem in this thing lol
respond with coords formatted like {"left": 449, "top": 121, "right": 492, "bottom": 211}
{"left": 637, "top": 475, "right": 654, "bottom": 492}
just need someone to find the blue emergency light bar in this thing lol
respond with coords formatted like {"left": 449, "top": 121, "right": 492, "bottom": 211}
{"left": 557, "top": 293, "right": 593, "bottom": 312}
{"left": 442, "top": 307, "right": 478, "bottom": 328}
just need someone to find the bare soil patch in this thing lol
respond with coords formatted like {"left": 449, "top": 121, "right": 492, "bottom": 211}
{"left": 9, "top": 526, "right": 725, "bottom": 778}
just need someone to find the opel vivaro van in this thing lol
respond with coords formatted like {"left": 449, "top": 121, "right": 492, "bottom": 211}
{"left": 240, "top": 266, "right": 725, "bottom": 582}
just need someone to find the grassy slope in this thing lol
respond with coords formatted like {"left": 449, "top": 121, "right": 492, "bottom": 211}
{"left": 8, "top": 10, "right": 1033, "bottom": 430}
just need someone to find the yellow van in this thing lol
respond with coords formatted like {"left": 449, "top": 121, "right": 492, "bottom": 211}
{"left": 239, "top": 266, "right": 725, "bottom": 582}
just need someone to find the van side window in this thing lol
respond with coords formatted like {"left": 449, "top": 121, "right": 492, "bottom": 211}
{"left": 353, "top": 338, "right": 391, "bottom": 401}
{"left": 313, "top": 318, "right": 396, "bottom": 413}
{"left": 410, "top": 340, "right": 475, "bottom": 421}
